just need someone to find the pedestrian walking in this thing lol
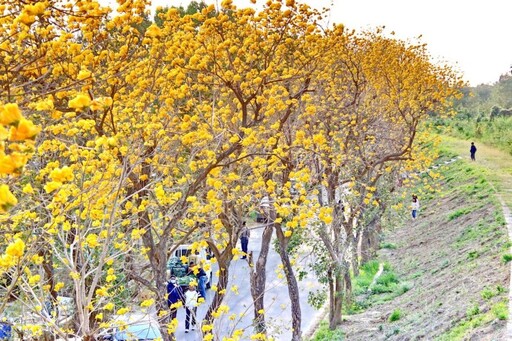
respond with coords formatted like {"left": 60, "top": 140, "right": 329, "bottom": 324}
{"left": 166, "top": 275, "right": 184, "bottom": 321}
{"left": 411, "top": 195, "right": 420, "bottom": 220}
{"left": 240, "top": 221, "right": 250, "bottom": 259}
{"left": 188, "top": 262, "right": 208, "bottom": 299}
{"left": 184, "top": 285, "right": 199, "bottom": 333}
{"left": 470, "top": 142, "right": 477, "bottom": 161}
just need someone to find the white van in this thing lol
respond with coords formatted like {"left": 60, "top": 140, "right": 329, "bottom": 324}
{"left": 168, "top": 245, "right": 213, "bottom": 288}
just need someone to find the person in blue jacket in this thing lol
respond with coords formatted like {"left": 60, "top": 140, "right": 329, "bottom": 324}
{"left": 167, "top": 275, "right": 184, "bottom": 321}
{"left": 470, "top": 142, "right": 477, "bottom": 161}
{"left": 188, "top": 262, "right": 207, "bottom": 299}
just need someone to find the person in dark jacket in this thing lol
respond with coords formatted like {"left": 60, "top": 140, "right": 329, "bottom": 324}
{"left": 167, "top": 275, "right": 184, "bottom": 321}
{"left": 188, "top": 262, "right": 208, "bottom": 299}
{"left": 470, "top": 142, "right": 477, "bottom": 161}
{"left": 239, "top": 221, "right": 250, "bottom": 259}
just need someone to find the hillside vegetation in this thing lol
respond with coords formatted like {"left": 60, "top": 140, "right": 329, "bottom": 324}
{"left": 434, "top": 73, "right": 512, "bottom": 155}
{"left": 337, "top": 150, "right": 510, "bottom": 340}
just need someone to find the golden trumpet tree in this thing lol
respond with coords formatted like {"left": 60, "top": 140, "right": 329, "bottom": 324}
{"left": 156, "top": 1, "right": 328, "bottom": 338}
{"left": 1, "top": 0, "right": 463, "bottom": 339}
{"left": 303, "top": 27, "right": 463, "bottom": 329}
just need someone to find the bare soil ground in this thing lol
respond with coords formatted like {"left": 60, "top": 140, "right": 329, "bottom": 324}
{"left": 341, "top": 158, "right": 510, "bottom": 340}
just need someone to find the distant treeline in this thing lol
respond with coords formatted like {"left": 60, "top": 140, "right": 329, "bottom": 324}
{"left": 433, "top": 72, "right": 512, "bottom": 155}
{"left": 453, "top": 73, "right": 512, "bottom": 120}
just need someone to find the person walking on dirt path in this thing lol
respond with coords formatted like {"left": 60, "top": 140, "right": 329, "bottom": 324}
{"left": 470, "top": 142, "right": 477, "bottom": 161}
{"left": 411, "top": 195, "right": 420, "bottom": 219}
{"left": 239, "top": 221, "right": 250, "bottom": 259}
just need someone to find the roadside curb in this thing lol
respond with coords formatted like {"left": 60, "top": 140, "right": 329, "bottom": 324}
{"left": 302, "top": 304, "right": 329, "bottom": 340}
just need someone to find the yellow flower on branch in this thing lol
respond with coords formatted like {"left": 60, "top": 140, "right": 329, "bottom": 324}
{"left": 85, "top": 234, "right": 99, "bottom": 248}
{"left": 116, "top": 307, "right": 130, "bottom": 315}
{"left": 104, "top": 302, "right": 114, "bottom": 311}
{"left": 140, "top": 299, "right": 154, "bottom": 308}
{"left": 28, "top": 274, "right": 40, "bottom": 285}
{"left": 22, "top": 183, "right": 34, "bottom": 194}
{"left": 77, "top": 69, "right": 91, "bottom": 80}
{"left": 5, "top": 238, "right": 25, "bottom": 258}
{"left": 35, "top": 98, "right": 54, "bottom": 111}
{"left": 68, "top": 93, "right": 91, "bottom": 110}
{"left": 49, "top": 166, "right": 74, "bottom": 182}
{"left": 0, "top": 154, "right": 17, "bottom": 174}
{"left": 9, "top": 119, "right": 40, "bottom": 141}
{"left": 0, "top": 103, "right": 22, "bottom": 125}
{"left": 0, "top": 185, "right": 18, "bottom": 213}
{"left": 95, "top": 287, "right": 109, "bottom": 297}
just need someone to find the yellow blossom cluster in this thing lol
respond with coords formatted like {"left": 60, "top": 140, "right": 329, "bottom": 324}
{"left": 0, "top": 103, "right": 40, "bottom": 212}
{"left": 0, "top": 0, "right": 463, "bottom": 338}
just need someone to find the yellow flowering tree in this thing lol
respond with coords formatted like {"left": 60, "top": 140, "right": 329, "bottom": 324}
{"left": 0, "top": 0, "right": 464, "bottom": 339}
{"left": 303, "top": 27, "right": 463, "bottom": 329}
{"left": 156, "top": 1, "right": 329, "bottom": 338}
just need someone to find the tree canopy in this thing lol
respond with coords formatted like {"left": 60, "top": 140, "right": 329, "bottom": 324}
{"left": 0, "top": 0, "right": 462, "bottom": 340}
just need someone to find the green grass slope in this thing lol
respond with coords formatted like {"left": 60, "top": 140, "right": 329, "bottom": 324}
{"left": 341, "top": 155, "right": 510, "bottom": 340}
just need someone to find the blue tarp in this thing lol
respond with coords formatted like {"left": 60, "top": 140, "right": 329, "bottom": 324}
{"left": 0, "top": 322, "right": 11, "bottom": 340}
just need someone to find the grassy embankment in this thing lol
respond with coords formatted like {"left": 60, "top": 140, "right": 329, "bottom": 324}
{"left": 310, "top": 139, "right": 511, "bottom": 340}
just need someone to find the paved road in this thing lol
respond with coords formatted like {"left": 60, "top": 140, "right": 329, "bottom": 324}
{"left": 172, "top": 222, "right": 321, "bottom": 340}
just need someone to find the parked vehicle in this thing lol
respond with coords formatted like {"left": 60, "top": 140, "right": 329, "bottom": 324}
{"left": 167, "top": 244, "right": 213, "bottom": 289}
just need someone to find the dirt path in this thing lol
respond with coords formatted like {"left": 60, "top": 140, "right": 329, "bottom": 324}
{"left": 441, "top": 136, "right": 512, "bottom": 207}
{"left": 442, "top": 136, "right": 512, "bottom": 339}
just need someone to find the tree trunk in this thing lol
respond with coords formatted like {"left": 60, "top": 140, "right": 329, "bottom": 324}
{"left": 329, "top": 270, "right": 343, "bottom": 330}
{"left": 250, "top": 224, "right": 274, "bottom": 334}
{"left": 275, "top": 225, "right": 302, "bottom": 341}
{"left": 351, "top": 238, "right": 360, "bottom": 278}
{"left": 359, "top": 228, "right": 370, "bottom": 265}
{"left": 343, "top": 264, "right": 352, "bottom": 308}
{"left": 205, "top": 256, "right": 231, "bottom": 322}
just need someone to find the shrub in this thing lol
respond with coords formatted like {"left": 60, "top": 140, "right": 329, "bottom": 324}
{"left": 376, "top": 272, "right": 399, "bottom": 286}
{"left": 310, "top": 321, "right": 345, "bottom": 341}
{"left": 480, "top": 287, "right": 495, "bottom": 300}
{"left": 448, "top": 208, "right": 470, "bottom": 221}
{"left": 389, "top": 309, "right": 402, "bottom": 322}
{"left": 380, "top": 242, "right": 397, "bottom": 249}
{"left": 466, "top": 304, "right": 480, "bottom": 318}
{"left": 502, "top": 253, "right": 512, "bottom": 263}
{"left": 491, "top": 301, "right": 508, "bottom": 320}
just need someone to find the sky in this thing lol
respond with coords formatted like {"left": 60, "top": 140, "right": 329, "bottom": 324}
{"left": 112, "top": 0, "right": 512, "bottom": 86}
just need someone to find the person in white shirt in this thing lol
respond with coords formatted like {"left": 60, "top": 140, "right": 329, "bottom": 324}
{"left": 184, "top": 285, "right": 199, "bottom": 332}
{"left": 411, "top": 195, "right": 420, "bottom": 219}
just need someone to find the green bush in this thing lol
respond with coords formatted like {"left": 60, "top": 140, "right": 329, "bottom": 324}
{"left": 388, "top": 309, "right": 402, "bottom": 322}
{"left": 502, "top": 253, "right": 512, "bottom": 263}
{"left": 353, "top": 260, "right": 381, "bottom": 294}
{"left": 448, "top": 208, "right": 471, "bottom": 221}
{"left": 380, "top": 242, "right": 397, "bottom": 249}
{"left": 480, "top": 287, "right": 495, "bottom": 300}
{"left": 466, "top": 304, "right": 480, "bottom": 318}
{"left": 310, "top": 321, "right": 345, "bottom": 341}
{"left": 491, "top": 301, "right": 508, "bottom": 320}
{"left": 376, "top": 272, "right": 399, "bottom": 287}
